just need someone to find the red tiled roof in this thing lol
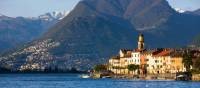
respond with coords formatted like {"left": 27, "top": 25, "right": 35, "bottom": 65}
{"left": 120, "top": 49, "right": 132, "bottom": 53}
{"left": 141, "top": 49, "right": 163, "bottom": 55}
{"left": 154, "top": 49, "right": 173, "bottom": 57}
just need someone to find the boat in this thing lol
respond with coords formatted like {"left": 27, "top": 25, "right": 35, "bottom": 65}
{"left": 101, "top": 76, "right": 112, "bottom": 79}
{"left": 175, "top": 72, "right": 192, "bottom": 81}
{"left": 80, "top": 75, "right": 90, "bottom": 78}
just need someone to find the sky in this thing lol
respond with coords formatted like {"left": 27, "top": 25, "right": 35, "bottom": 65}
{"left": 0, "top": 0, "right": 200, "bottom": 17}
{"left": 167, "top": 0, "right": 200, "bottom": 11}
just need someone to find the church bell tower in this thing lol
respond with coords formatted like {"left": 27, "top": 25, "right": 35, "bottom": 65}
{"left": 138, "top": 33, "right": 145, "bottom": 50}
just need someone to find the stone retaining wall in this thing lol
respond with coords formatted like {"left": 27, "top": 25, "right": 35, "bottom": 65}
{"left": 192, "top": 74, "right": 200, "bottom": 81}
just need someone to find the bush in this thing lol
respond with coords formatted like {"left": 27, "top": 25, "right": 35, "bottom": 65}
{"left": 94, "top": 64, "right": 107, "bottom": 72}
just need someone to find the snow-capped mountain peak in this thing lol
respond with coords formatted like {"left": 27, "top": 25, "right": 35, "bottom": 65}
{"left": 38, "top": 11, "right": 69, "bottom": 21}
{"left": 174, "top": 8, "right": 185, "bottom": 13}
{"left": 0, "top": 13, "right": 4, "bottom": 16}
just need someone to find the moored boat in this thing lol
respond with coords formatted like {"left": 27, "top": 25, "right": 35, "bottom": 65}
{"left": 80, "top": 75, "right": 90, "bottom": 78}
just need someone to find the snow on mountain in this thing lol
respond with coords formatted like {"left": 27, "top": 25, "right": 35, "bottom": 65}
{"left": 38, "top": 11, "right": 69, "bottom": 21}
{"left": 0, "top": 13, "right": 4, "bottom": 16}
{"left": 0, "top": 11, "right": 67, "bottom": 53}
{"left": 174, "top": 8, "right": 185, "bottom": 13}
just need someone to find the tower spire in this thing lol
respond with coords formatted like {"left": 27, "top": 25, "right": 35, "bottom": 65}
{"left": 138, "top": 33, "right": 145, "bottom": 50}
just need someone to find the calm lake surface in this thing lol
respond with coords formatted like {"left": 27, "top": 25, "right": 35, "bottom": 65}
{"left": 0, "top": 74, "right": 200, "bottom": 88}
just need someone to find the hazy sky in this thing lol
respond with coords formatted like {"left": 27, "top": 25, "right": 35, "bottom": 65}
{"left": 167, "top": 0, "right": 200, "bottom": 11}
{"left": 0, "top": 0, "right": 200, "bottom": 17}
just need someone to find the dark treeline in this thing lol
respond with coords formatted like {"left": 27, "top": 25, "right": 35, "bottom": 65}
{"left": 0, "top": 67, "right": 88, "bottom": 74}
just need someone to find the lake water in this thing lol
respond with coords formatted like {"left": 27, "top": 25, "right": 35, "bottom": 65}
{"left": 0, "top": 74, "right": 200, "bottom": 88}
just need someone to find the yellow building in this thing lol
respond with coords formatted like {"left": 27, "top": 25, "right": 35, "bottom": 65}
{"left": 109, "top": 50, "right": 132, "bottom": 74}
{"left": 170, "top": 57, "right": 186, "bottom": 73}
{"left": 142, "top": 49, "right": 186, "bottom": 74}
{"left": 146, "top": 49, "right": 172, "bottom": 74}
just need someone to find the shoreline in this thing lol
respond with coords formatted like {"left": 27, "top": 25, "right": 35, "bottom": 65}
{"left": 90, "top": 72, "right": 200, "bottom": 81}
{"left": 0, "top": 71, "right": 88, "bottom": 74}
{"left": 1, "top": 73, "right": 200, "bottom": 82}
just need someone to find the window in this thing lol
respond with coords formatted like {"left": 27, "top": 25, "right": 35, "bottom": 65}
{"left": 171, "top": 60, "right": 175, "bottom": 63}
{"left": 157, "top": 65, "right": 159, "bottom": 68}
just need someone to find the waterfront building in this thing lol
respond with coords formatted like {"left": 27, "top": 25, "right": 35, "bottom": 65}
{"left": 144, "top": 49, "right": 172, "bottom": 74}
{"left": 108, "top": 33, "right": 186, "bottom": 75}
{"left": 170, "top": 56, "right": 186, "bottom": 73}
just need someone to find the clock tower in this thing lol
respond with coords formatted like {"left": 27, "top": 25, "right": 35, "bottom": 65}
{"left": 138, "top": 33, "right": 145, "bottom": 50}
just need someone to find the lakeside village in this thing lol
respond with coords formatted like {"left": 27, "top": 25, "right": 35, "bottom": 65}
{"left": 89, "top": 33, "right": 200, "bottom": 81}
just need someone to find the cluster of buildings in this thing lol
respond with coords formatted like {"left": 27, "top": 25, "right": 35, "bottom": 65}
{"left": 14, "top": 39, "right": 59, "bottom": 71}
{"left": 108, "top": 34, "right": 186, "bottom": 75}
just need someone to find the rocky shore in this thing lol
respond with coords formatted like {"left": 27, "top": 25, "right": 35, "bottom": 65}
{"left": 90, "top": 72, "right": 176, "bottom": 80}
{"left": 192, "top": 74, "right": 200, "bottom": 81}
{"left": 90, "top": 72, "right": 200, "bottom": 81}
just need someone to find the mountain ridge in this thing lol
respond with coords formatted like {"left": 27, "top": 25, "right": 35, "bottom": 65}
{"left": 0, "top": 11, "right": 68, "bottom": 53}
{"left": 185, "top": 9, "right": 200, "bottom": 16}
{"left": 191, "top": 9, "right": 200, "bottom": 16}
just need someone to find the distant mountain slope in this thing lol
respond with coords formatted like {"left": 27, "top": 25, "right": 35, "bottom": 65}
{"left": 185, "top": 9, "right": 200, "bottom": 16}
{"left": 1, "top": 0, "right": 200, "bottom": 70}
{"left": 0, "top": 11, "right": 68, "bottom": 53}
{"left": 144, "top": 13, "right": 200, "bottom": 48}
{"left": 185, "top": 9, "right": 200, "bottom": 47}
{"left": 194, "top": 9, "right": 200, "bottom": 15}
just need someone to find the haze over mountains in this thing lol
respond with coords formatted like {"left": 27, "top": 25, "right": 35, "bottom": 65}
{"left": 0, "top": 11, "right": 68, "bottom": 53}
{"left": 186, "top": 9, "right": 200, "bottom": 16}
{"left": 0, "top": 0, "right": 200, "bottom": 70}
{"left": 194, "top": 9, "right": 200, "bottom": 15}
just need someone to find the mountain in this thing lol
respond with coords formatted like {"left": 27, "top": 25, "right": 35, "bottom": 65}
{"left": 36, "top": 11, "right": 69, "bottom": 21}
{"left": 0, "top": 11, "right": 68, "bottom": 53}
{"left": 185, "top": 9, "right": 200, "bottom": 16}
{"left": 174, "top": 8, "right": 185, "bottom": 13}
{"left": 194, "top": 9, "right": 200, "bottom": 15}
{"left": 0, "top": 14, "right": 4, "bottom": 16}
{"left": 185, "top": 9, "right": 200, "bottom": 47}
{"left": 1, "top": 0, "right": 200, "bottom": 71}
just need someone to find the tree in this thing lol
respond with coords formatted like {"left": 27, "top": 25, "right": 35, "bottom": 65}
{"left": 182, "top": 51, "right": 193, "bottom": 72}
{"left": 194, "top": 58, "right": 200, "bottom": 71}
{"left": 0, "top": 66, "right": 12, "bottom": 73}
{"left": 94, "top": 64, "right": 107, "bottom": 72}
{"left": 127, "top": 64, "right": 140, "bottom": 74}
